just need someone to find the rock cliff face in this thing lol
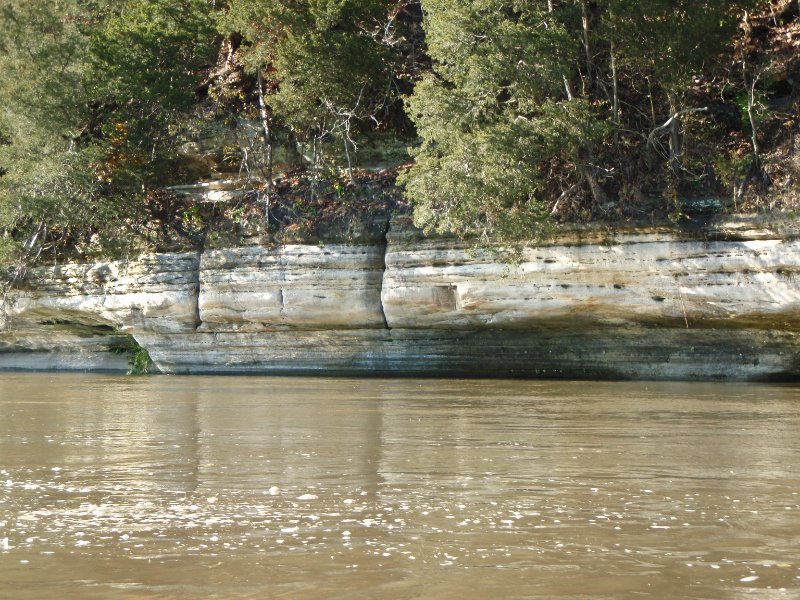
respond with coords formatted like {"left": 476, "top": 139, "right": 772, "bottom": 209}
{"left": 0, "top": 253, "right": 200, "bottom": 372}
{"left": 2, "top": 216, "right": 799, "bottom": 380}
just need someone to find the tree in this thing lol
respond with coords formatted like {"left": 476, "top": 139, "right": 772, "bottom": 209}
{"left": 0, "top": 0, "right": 219, "bottom": 284}
{"left": 0, "top": 0, "right": 106, "bottom": 277}
{"left": 88, "top": 0, "right": 218, "bottom": 186}
{"left": 605, "top": 0, "right": 759, "bottom": 180}
{"left": 222, "top": 0, "right": 397, "bottom": 191}
{"left": 400, "top": 0, "right": 606, "bottom": 245}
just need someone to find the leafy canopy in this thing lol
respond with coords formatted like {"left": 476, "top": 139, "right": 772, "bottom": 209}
{"left": 223, "top": 0, "right": 395, "bottom": 146}
{"left": 0, "top": 0, "right": 218, "bottom": 269}
{"left": 401, "top": 0, "right": 604, "bottom": 244}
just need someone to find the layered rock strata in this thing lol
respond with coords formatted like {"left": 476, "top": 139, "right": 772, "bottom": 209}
{"left": 0, "top": 253, "right": 199, "bottom": 372}
{"left": 2, "top": 216, "right": 799, "bottom": 380}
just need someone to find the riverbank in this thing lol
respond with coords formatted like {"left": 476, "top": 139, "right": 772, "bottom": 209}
{"left": 2, "top": 214, "right": 799, "bottom": 381}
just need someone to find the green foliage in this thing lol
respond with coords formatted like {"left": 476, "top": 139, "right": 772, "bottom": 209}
{"left": 222, "top": 0, "right": 396, "bottom": 163}
{"left": 606, "top": 0, "right": 757, "bottom": 97}
{"left": 0, "top": 0, "right": 792, "bottom": 266}
{"left": 401, "top": 0, "right": 604, "bottom": 245}
{"left": 0, "top": 1, "right": 119, "bottom": 269}
{"left": 90, "top": 0, "right": 217, "bottom": 147}
{"left": 0, "top": 0, "right": 220, "bottom": 277}
{"left": 733, "top": 87, "right": 770, "bottom": 131}
{"left": 0, "top": 0, "right": 89, "bottom": 135}
{"left": 602, "top": 0, "right": 761, "bottom": 185}
{"left": 128, "top": 342, "right": 154, "bottom": 375}
{"left": 713, "top": 150, "right": 752, "bottom": 191}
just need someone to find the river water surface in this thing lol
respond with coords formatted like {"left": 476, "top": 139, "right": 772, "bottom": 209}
{"left": 1, "top": 374, "right": 799, "bottom": 599}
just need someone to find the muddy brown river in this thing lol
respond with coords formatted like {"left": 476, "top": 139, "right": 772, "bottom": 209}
{"left": 1, "top": 374, "right": 799, "bottom": 598}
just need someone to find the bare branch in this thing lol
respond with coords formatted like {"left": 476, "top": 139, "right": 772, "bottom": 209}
{"left": 646, "top": 107, "right": 708, "bottom": 150}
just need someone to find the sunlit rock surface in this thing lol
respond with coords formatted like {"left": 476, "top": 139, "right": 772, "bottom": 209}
{"left": 2, "top": 215, "right": 800, "bottom": 380}
{"left": 0, "top": 253, "right": 199, "bottom": 371}
{"left": 383, "top": 224, "right": 800, "bottom": 330}
{"left": 198, "top": 245, "right": 387, "bottom": 332}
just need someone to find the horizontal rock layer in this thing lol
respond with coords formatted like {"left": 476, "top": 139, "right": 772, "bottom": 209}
{"left": 2, "top": 216, "right": 799, "bottom": 381}
{"left": 198, "top": 245, "right": 387, "bottom": 332}
{"left": 136, "top": 329, "right": 798, "bottom": 381}
{"left": 383, "top": 232, "right": 800, "bottom": 330}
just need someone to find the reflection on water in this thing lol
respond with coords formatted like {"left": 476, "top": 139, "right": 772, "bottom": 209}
{"left": 1, "top": 374, "right": 799, "bottom": 599}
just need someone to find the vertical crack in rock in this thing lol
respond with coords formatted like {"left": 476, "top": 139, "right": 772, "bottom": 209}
{"left": 278, "top": 244, "right": 288, "bottom": 320}
{"left": 192, "top": 251, "right": 203, "bottom": 331}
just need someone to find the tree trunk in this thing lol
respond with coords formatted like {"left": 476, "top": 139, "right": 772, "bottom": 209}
{"left": 563, "top": 76, "right": 575, "bottom": 101}
{"left": 744, "top": 65, "right": 760, "bottom": 162}
{"left": 256, "top": 70, "right": 273, "bottom": 217}
{"left": 546, "top": 0, "right": 574, "bottom": 100}
{"left": 581, "top": 143, "right": 607, "bottom": 206}
{"left": 583, "top": 164, "right": 607, "bottom": 206}
{"left": 343, "top": 135, "right": 354, "bottom": 182}
{"left": 311, "top": 132, "right": 321, "bottom": 202}
{"left": 667, "top": 93, "right": 682, "bottom": 178}
{"left": 610, "top": 38, "right": 619, "bottom": 123}
{"left": 580, "top": 0, "right": 592, "bottom": 87}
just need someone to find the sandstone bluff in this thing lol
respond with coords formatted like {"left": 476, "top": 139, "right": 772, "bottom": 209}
{"left": 2, "top": 215, "right": 800, "bottom": 381}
